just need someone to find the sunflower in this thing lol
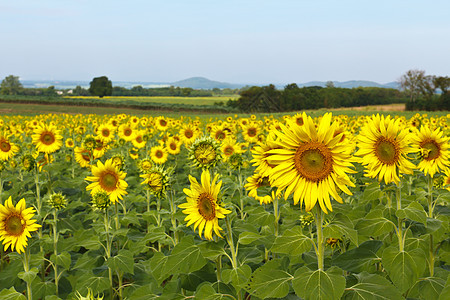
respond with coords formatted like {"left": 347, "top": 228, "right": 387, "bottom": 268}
{"left": 31, "top": 124, "right": 63, "bottom": 154}
{"left": 189, "top": 136, "right": 222, "bottom": 169}
{"left": 96, "top": 123, "right": 115, "bottom": 143}
{"left": 355, "top": 114, "right": 415, "bottom": 185}
{"left": 179, "top": 170, "right": 231, "bottom": 240}
{"left": 244, "top": 173, "right": 272, "bottom": 204}
{"left": 85, "top": 158, "right": 128, "bottom": 204}
{"left": 410, "top": 125, "right": 450, "bottom": 177}
{"left": 179, "top": 123, "right": 199, "bottom": 146}
{"left": 65, "top": 138, "right": 75, "bottom": 148}
{"left": 150, "top": 145, "right": 168, "bottom": 165}
{"left": 220, "top": 138, "right": 239, "bottom": 161}
{"left": 138, "top": 158, "right": 153, "bottom": 173}
{"left": 210, "top": 125, "right": 229, "bottom": 142}
{"left": 154, "top": 116, "right": 170, "bottom": 132}
{"left": 140, "top": 166, "right": 170, "bottom": 198}
{"left": 0, "top": 133, "right": 19, "bottom": 161}
{"left": 166, "top": 136, "right": 181, "bottom": 155}
{"left": 0, "top": 197, "right": 41, "bottom": 254}
{"left": 241, "top": 122, "right": 261, "bottom": 144}
{"left": 132, "top": 131, "right": 147, "bottom": 149}
{"left": 266, "top": 112, "right": 355, "bottom": 213}
{"left": 74, "top": 146, "right": 92, "bottom": 168}
{"left": 118, "top": 123, "right": 136, "bottom": 142}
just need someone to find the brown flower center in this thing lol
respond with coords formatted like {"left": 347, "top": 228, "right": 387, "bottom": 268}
{"left": 0, "top": 140, "right": 11, "bottom": 152}
{"left": 124, "top": 128, "right": 132, "bottom": 136}
{"left": 41, "top": 132, "right": 55, "bottom": 145}
{"left": 155, "top": 150, "right": 163, "bottom": 158}
{"left": 215, "top": 131, "right": 226, "bottom": 140}
{"left": 5, "top": 214, "right": 25, "bottom": 236}
{"left": 100, "top": 171, "right": 118, "bottom": 191}
{"left": 294, "top": 142, "right": 333, "bottom": 182}
{"left": 197, "top": 193, "right": 216, "bottom": 220}
{"left": 102, "top": 129, "right": 110, "bottom": 137}
{"left": 184, "top": 129, "right": 194, "bottom": 139}
{"left": 374, "top": 137, "right": 399, "bottom": 165}
{"left": 223, "top": 145, "right": 234, "bottom": 156}
{"left": 247, "top": 128, "right": 257, "bottom": 137}
{"left": 421, "top": 140, "right": 440, "bottom": 161}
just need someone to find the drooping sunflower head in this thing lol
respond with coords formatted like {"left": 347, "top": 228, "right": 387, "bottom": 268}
{"left": 85, "top": 158, "right": 128, "bottom": 204}
{"left": 138, "top": 158, "right": 153, "bottom": 173}
{"left": 111, "top": 154, "right": 125, "bottom": 170}
{"left": 83, "top": 135, "right": 97, "bottom": 151}
{"left": 31, "top": 124, "right": 63, "bottom": 154}
{"left": 21, "top": 154, "right": 36, "bottom": 172}
{"left": 140, "top": 166, "right": 170, "bottom": 198}
{"left": 410, "top": 125, "right": 450, "bottom": 178}
{"left": 267, "top": 112, "right": 356, "bottom": 213}
{"left": 188, "top": 136, "right": 222, "bottom": 170}
{"left": 48, "top": 192, "right": 67, "bottom": 210}
{"left": 0, "top": 197, "right": 41, "bottom": 254}
{"left": 91, "top": 191, "right": 111, "bottom": 210}
{"left": 227, "top": 153, "right": 244, "bottom": 170}
{"left": 178, "top": 170, "right": 231, "bottom": 240}
{"left": 356, "top": 114, "right": 415, "bottom": 185}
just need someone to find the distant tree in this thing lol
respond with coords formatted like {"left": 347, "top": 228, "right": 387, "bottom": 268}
{"left": 73, "top": 85, "right": 90, "bottom": 96}
{"left": 89, "top": 76, "right": 112, "bottom": 98}
{"left": 433, "top": 76, "right": 450, "bottom": 94}
{"left": 0, "top": 75, "right": 23, "bottom": 95}
{"left": 325, "top": 81, "right": 335, "bottom": 88}
{"left": 399, "top": 69, "right": 426, "bottom": 103}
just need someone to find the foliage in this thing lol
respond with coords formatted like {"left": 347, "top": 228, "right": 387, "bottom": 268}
{"left": 89, "top": 76, "right": 113, "bottom": 98}
{"left": 1, "top": 75, "right": 23, "bottom": 95}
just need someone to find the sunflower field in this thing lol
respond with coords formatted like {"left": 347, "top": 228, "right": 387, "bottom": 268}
{"left": 0, "top": 112, "right": 449, "bottom": 300}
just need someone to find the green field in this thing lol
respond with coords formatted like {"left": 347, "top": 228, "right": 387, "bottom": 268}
{"left": 64, "top": 95, "right": 239, "bottom": 106}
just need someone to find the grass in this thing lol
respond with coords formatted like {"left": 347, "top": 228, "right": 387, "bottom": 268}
{"left": 1, "top": 102, "right": 449, "bottom": 119}
{"left": 64, "top": 95, "right": 239, "bottom": 106}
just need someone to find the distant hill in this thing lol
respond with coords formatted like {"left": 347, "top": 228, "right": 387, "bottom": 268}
{"left": 21, "top": 78, "right": 400, "bottom": 90}
{"left": 171, "top": 77, "right": 244, "bottom": 89}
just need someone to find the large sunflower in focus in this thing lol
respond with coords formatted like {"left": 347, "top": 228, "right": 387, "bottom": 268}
{"left": 356, "top": 114, "right": 415, "bottom": 185}
{"left": 32, "top": 124, "right": 63, "bottom": 154}
{"left": 0, "top": 133, "right": 19, "bottom": 161}
{"left": 85, "top": 158, "right": 128, "bottom": 204}
{"left": 267, "top": 112, "right": 355, "bottom": 213}
{"left": 0, "top": 197, "right": 41, "bottom": 254}
{"left": 179, "top": 170, "right": 231, "bottom": 240}
{"left": 410, "top": 125, "right": 450, "bottom": 177}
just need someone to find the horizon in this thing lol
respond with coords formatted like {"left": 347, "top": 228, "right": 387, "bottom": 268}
{"left": 1, "top": 0, "right": 449, "bottom": 84}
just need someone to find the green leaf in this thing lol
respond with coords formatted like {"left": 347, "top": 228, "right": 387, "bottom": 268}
{"left": 194, "top": 283, "right": 225, "bottom": 300}
{"left": 356, "top": 210, "right": 395, "bottom": 236}
{"left": 271, "top": 226, "right": 313, "bottom": 256}
{"left": 0, "top": 287, "right": 27, "bottom": 300}
{"left": 51, "top": 251, "right": 71, "bottom": 270}
{"left": 222, "top": 264, "right": 252, "bottom": 289}
{"left": 77, "top": 272, "right": 110, "bottom": 295}
{"left": 238, "top": 232, "right": 264, "bottom": 245}
{"left": 17, "top": 267, "right": 38, "bottom": 284}
{"left": 197, "top": 240, "right": 226, "bottom": 261}
{"left": 180, "top": 264, "right": 216, "bottom": 291}
{"left": 418, "top": 277, "right": 446, "bottom": 300}
{"left": 149, "top": 252, "right": 169, "bottom": 284}
{"left": 439, "top": 274, "right": 450, "bottom": 300}
{"left": 247, "top": 206, "right": 276, "bottom": 226}
{"left": 381, "top": 246, "right": 426, "bottom": 293}
{"left": 323, "top": 214, "right": 358, "bottom": 246}
{"left": 342, "top": 272, "right": 403, "bottom": 300}
{"left": 73, "top": 251, "right": 101, "bottom": 270}
{"left": 292, "top": 266, "right": 346, "bottom": 300}
{"left": 31, "top": 281, "right": 56, "bottom": 300}
{"left": 333, "top": 240, "right": 383, "bottom": 273}
{"left": 106, "top": 249, "right": 134, "bottom": 274}
{"left": 245, "top": 260, "right": 293, "bottom": 299}
{"left": 396, "top": 201, "right": 427, "bottom": 224}
{"left": 360, "top": 182, "right": 383, "bottom": 202}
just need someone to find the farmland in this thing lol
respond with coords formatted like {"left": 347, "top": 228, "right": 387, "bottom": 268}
{"left": 0, "top": 111, "right": 449, "bottom": 299}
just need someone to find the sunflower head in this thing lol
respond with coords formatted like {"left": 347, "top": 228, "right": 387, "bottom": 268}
{"left": 138, "top": 158, "right": 153, "bottom": 173}
{"left": 0, "top": 197, "right": 41, "bottom": 253}
{"left": 83, "top": 135, "right": 97, "bottom": 151}
{"left": 48, "top": 192, "right": 67, "bottom": 210}
{"left": 21, "top": 154, "right": 36, "bottom": 172}
{"left": 111, "top": 154, "right": 125, "bottom": 170}
{"left": 91, "top": 191, "right": 111, "bottom": 210}
{"left": 188, "top": 136, "right": 222, "bottom": 169}
{"left": 299, "top": 212, "right": 315, "bottom": 227}
{"left": 228, "top": 153, "right": 244, "bottom": 170}
{"left": 140, "top": 166, "right": 170, "bottom": 198}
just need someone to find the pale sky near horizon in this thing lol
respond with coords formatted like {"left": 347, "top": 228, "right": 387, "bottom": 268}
{"left": 1, "top": 0, "right": 449, "bottom": 85}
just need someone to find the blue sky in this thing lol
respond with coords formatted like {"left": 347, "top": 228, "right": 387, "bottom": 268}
{"left": 1, "top": 0, "right": 449, "bottom": 85}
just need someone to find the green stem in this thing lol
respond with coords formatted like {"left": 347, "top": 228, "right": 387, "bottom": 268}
{"left": 396, "top": 184, "right": 404, "bottom": 252}
{"left": 114, "top": 203, "right": 120, "bottom": 231}
{"left": 53, "top": 209, "right": 59, "bottom": 296}
{"left": 273, "top": 193, "right": 280, "bottom": 237}
{"left": 146, "top": 189, "right": 150, "bottom": 213}
{"left": 169, "top": 192, "right": 178, "bottom": 245}
{"left": 427, "top": 175, "right": 434, "bottom": 218}
{"left": 225, "top": 217, "right": 238, "bottom": 269}
{"left": 104, "top": 210, "right": 113, "bottom": 300}
{"left": 314, "top": 206, "right": 324, "bottom": 271}
{"left": 23, "top": 248, "right": 32, "bottom": 300}
{"left": 429, "top": 234, "right": 435, "bottom": 277}
{"left": 238, "top": 172, "right": 244, "bottom": 219}
{"left": 216, "top": 256, "right": 222, "bottom": 282}
{"left": 0, "top": 172, "right": 3, "bottom": 204}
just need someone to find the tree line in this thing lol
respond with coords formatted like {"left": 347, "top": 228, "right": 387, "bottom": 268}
{"left": 227, "top": 84, "right": 407, "bottom": 112}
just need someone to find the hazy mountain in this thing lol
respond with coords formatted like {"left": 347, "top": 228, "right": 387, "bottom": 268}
{"left": 21, "top": 78, "right": 400, "bottom": 90}
{"left": 171, "top": 77, "right": 243, "bottom": 89}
